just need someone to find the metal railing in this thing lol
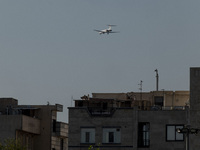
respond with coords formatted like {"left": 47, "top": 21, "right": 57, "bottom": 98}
{"left": 139, "top": 106, "right": 186, "bottom": 111}
{"left": 87, "top": 107, "right": 115, "bottom": 116}
{"left": 83, "top": 106, "right": 187, "bottom": 115}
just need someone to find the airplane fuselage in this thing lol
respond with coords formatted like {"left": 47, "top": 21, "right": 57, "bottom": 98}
{"left": 99, "top": 29, "right": 112, "bottom": 34}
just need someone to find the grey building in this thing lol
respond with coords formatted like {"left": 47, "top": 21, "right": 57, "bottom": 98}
{"left": 0, "top": 99, "right": 68, "bottom": 150}
{"left": 68, "top": 68, "right": 200, "bottom": 150}
{"left": 190, "top": 67, "right": 200, "bottom": 150}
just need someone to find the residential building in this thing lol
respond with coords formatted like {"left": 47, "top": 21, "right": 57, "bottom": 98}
{"left": 0, "top": 99, "right": 68, "bottom": 150}
{"left": 68, "top": 68, "right": 200, "bottom": 150}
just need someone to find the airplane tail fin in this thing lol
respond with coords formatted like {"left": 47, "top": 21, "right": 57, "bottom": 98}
{"left": 107, "top": 25, "right": 116, "bottom": 30}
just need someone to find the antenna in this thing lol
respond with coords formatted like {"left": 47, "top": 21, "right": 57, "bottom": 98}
{"left": 155, "top": 69, "right": 159, "bottom": 91}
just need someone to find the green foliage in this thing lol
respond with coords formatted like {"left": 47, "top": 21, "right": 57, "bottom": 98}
{"left": 0, "top": 138, "right": 26, "bottom": 150}
{"left": 88, "top": 145, "right": 93, "bottom": 150}
{"left": 88, "top": 144, "right": 100, "bottom": 150}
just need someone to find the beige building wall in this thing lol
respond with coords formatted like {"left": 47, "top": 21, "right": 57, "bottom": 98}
{"left": 92, "top": 90, "right": 189, "bottom": 108}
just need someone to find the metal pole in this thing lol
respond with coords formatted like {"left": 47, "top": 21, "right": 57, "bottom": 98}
{"left": 155, "top": 69, "right": 159, "bottom": 91}
{"left": 186, "top": 131, "right": 189, "bottom": 150}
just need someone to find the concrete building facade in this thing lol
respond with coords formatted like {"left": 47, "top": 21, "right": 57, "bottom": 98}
{"left": 0, "top": 99, "right": 68, "bottom": 150}
{"left": 68, "top": 90, "right": 190, "bottom": 150}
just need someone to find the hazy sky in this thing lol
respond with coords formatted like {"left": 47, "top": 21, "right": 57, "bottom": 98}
{"left": 0, "top": 0, "right": 200, "bottom": 122}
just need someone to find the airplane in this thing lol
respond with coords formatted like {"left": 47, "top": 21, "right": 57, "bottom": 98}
{"left": 94, "top": 25, "right": 119, "bottom": 35}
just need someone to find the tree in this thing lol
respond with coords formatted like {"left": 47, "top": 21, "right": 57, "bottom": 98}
{"left": 0, "top": 138, "right": 26, "bottom": 150}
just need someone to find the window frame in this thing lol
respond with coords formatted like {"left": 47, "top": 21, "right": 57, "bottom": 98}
{"left": 108, "top": 132, "right": 114, "bottom": 143}
{"left": 102, "top": 127, "right": 121, "bottom": 144}
{"left": 138, "top": 122, "right": 150, "bottom": 148}
{"left": 166, "top": 124, "right": 184, "bottom": 142}
{"left": 80, "top": 127, "right": 95, "bottom": 144}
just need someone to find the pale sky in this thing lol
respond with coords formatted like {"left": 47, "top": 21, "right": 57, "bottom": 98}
{"left": 0, "top": 0, "right": 200, "bottom": 122}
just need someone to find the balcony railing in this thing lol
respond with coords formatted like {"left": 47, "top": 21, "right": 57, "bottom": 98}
{"left": 22, "top": 115, "right": 40, "bottom": 134}
{"left": 139, "top": 106, "right": 187, "bottom": 111}
{"left": 85, "top": 106, "right": 186, "bottom": 113}
{"left": 87, "top": 107, "right": 115, "bottom": 116}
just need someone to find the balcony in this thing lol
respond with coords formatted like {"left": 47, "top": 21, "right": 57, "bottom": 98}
{"left": 22, "top": 115, "right": 40, "bottom": 134}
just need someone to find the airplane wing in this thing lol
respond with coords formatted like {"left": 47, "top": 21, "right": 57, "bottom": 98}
{"left": 109, "top": 31, "right": 120, "bottom": 33}
{"left": 94, "top": 29, "right": 102, "bottom": 32}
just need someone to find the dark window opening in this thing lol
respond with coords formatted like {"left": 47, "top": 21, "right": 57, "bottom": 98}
{"left": 138, "top": 122, "right": 150, "bottom": 148}
{"left": 85, "top": 132, "right": 90, "bottom": 143}
{"left": 109, "top": 132, "right": 114, "bottom": 143}
{"left": 21, "top": 109, "right": 31, "bottom": 116}
{"left": 154, "top": 96, "right": 164, "bottom": 107}
{"left": 103, "top": 103, "right": 108, "bottom": 110}
{"left": 60, "top": 139, "right": 64, "bottom": 150}
{"left": 78, "top": 101, "right": 83, "bottom": 107}
{"left": 53, "top": 119, "right": 56, "bottom": 132}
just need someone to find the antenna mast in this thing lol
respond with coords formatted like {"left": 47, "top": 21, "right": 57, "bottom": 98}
{"left": 155, "top": 69, "right": 159, "bottom": 91}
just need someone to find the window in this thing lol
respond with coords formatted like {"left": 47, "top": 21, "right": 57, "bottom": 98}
{"left": 154, "top": 96, "right": 164, "bottom": 107}
{"left": 103, "top": 103, "right": 108, "bottom": 110}
{"left": 108, "top": 132, "right": 114, "bottom": 143}
{"left": 60, "top": 139, "right": 64, "bottom": 150}
{"left": 81, "top": 128, "right": 95, "bottom": 144}
{"left": 78, "top": 101, "right": 83, "bottom": 107}
{"left": 85, "top": 132, "right": 90, "bottom": 143}
{"left": 138, "top": 122, "right": 150, "bottom": 147}
{"left": 166, "top": 125, "right": 184, "bottom": 141}
{"left": 53, "top": 119, "right": 56, "bottom": 132}
{"left": 102, "top": 127, "right": 121, "bottom": 144}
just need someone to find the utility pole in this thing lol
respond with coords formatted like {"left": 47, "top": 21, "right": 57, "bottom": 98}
{"left": 155, "top": 69, "right": 159, "bottom": 91}
{"left": 177, "top": 126, "right": 199, "bottom": 150}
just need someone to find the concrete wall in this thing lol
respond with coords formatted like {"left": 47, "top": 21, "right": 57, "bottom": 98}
{"left": 56, "top": 122, "right": 68, "bottom": 137}
{"left": 190, "top": 67, "right": 200, "bottom": 150}
{"left": 52, "top": 136, "right": 68, "bottom": 150}
{"left": 138, "top": 110, "right": 187, "bottom": 150}
{"left": 34, "top": 106, "right": 53, "bottom": 150}
{"left": 22, "top": 115, "right": 40, "bottom": 134}
{"left": 68, "top": 108, "right": 136, "bottom": 150}
{"left": 92, "top": 93, "right": 128, "bottom": 100}
{"left": 164, "top": 91, "right": 189, "bottom": 107}
{"left": 0, "top": 115, "right": 22, "bottom": 142}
